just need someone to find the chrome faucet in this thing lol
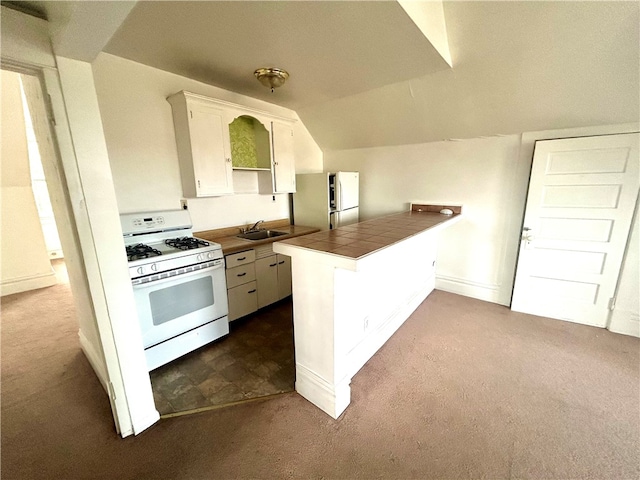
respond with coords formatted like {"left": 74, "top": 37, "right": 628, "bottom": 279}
{"left": 244, "top": 220, "right": 264, "bottom": 233}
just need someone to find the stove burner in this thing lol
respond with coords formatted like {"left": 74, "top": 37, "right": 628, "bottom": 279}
{"left": 126, "top": 243, "right": 162, "bottom": 261}
{"left": 165, "top": 237, "right": 210, "bottom": 251}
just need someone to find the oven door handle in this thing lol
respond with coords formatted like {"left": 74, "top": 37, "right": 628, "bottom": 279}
{"left": 132, "top": 260, "right": 224, "bottom": 289}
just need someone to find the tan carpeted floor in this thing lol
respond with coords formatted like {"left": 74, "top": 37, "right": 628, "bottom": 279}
{"left": 2, "top": 278, "right": 639, "bottom": 479}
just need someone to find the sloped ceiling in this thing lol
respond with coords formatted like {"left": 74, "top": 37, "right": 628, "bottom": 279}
{"left": 298, "top": 2, "right": 640, "bottom": 150}
{"left": 11, "top": 1, "right": 640, "bottom": 151}
{"left": 299, "top": 1, "right": 640, "bottom": 150}
{"left": 102, "top": 1, "right": 452, "bottom": 110}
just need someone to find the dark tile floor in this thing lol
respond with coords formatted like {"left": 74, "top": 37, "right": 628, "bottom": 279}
{"left": 150, "top": 299, "right": 295, "bottom": 415}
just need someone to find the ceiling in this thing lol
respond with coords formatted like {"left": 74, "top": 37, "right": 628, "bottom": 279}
{"left": 5, "top": 1, "right": 639, "bottom": 150}
{"left": 103, "top": 1, "right": 451, "bottom": 110}
{"left": 297, "top": 1, "right": 640, "bottom": 149}
{"left": 12, "top": 0, "right": 452, "bottom": 111}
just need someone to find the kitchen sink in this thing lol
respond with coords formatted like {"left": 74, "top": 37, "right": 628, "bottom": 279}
{"left": 236, "top": 230, "right": 288, "bottom": 241}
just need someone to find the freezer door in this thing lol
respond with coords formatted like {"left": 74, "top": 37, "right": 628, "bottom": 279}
{"left": 330, "top": 207, "right": 359, "bottom": 229}
{"left": 335, "top": 172, "right": 359, "bottom": 211}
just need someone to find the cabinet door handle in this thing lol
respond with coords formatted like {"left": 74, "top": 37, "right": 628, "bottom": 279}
{"left": 237, "top": 272, "right": 247, "bottom": 277}
{"left": 248, "top": 289, "right": 257, "bottom": 294}
{"left": 278, "top": 261, "right": 285, "bottom": 265}
{"left": 269, "top": 263, "right": 277, "bottom": 267}
{"left": 237, "top": 257, "right": 246, "bottom": 261}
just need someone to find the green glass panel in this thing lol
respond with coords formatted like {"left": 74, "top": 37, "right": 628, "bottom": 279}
{"left": 229, "top": 116, "right": 259, "bottom": 168}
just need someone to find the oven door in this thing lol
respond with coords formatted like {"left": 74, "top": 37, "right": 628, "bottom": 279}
{"left": 132, "top": 260, "right": 229, "bottom": 349}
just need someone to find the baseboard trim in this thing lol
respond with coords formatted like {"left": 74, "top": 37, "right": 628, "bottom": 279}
{"left": 78, "top": 329, "right": 109, "bottom": 393}
{"left": 295, "top": 363, "right": 350, "bottom": 419}
{"left": 436, "top": 274, "right": 504, "bottom": 305}
{"left": 132, "top": 411, "right": 161, "bottom": 436}
{"left": 608, "top": 310, "right": 640, "bottom": 338}
{"left": 1, "top": 270, "right": 57, "bottom": 296}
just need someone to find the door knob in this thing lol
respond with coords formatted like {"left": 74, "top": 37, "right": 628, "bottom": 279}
{"left": 522, "top": 227, "right": 534, "bottom": 242}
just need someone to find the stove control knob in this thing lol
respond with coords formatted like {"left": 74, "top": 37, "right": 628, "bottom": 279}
{"left": 196, "top": 254, "right": 203, "bottom": 262}
{"left": 137, "top": 266, "right": 145, "bottom": 275}
{"left": 207, "top": 252, "right": 215, "bottom": 260}
{"left": 151, "top": 264, "right": 157, "bottom": 272}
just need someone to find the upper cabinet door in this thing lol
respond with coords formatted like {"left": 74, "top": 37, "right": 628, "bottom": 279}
{"left": 169, "top": 91, "right": 296, "bottom": 197}
{"left": 271, "top": 121, "right": 296, "bottom": 193}
{"left": 188, "top": 102, "right": 233, "bottom": 196}
{"left": 168, "top": 91, "right": 233, "bottom": 197}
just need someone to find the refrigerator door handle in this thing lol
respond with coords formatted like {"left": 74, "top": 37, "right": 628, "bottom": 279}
{"left": 337, "top": 180, "right": 342, "bottom": 212}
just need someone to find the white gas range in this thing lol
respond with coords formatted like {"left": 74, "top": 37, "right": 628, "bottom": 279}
{"left": 121, "top": 210, "right": 229, "bottom": 371}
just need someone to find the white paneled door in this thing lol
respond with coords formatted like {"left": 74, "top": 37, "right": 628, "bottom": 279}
{"left": 512, "top": 133, "right": 639, "bottom": 327}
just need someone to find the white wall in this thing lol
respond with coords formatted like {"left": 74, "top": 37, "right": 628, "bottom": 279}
{"left": 325, "top": 135, "right": 522, "bottom": 305}
{"left": 19, "top": 71, "right": 106, "bottom": 388}
{"left": 324, "top": 124, "right": 640, "bottom": 316}
{"left": 91, "top": 53, "right": 323, "bottom": 231}
{"left": 0, "top": 70, "right": 56, "bottom": 295}
{"left": 55, "top": 56, "right": 159, "bottom": 435}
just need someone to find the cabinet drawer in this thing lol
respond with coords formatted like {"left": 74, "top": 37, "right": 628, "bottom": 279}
{"left": 226, "top": 263, "right": 256, "bottom": 289}
{"left": 227, "top": 281, "right": 258, "bottom": 321}
{"left": 225, "top": 249, "right": 255, "bottom": 268}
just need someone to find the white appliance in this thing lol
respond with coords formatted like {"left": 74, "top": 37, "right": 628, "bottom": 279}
{"left": 293, "top": 171, "right": 359, "bottom": 230}
{"left": 120, "top": 210, "right": 229, "bottom": 371}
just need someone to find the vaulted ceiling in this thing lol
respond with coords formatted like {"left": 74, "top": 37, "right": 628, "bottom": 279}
{"left": 103, "top": 1, "right": 452, "bottom": 111}
{"left": 6, "top": 1, "right": 640, "bottom": 151}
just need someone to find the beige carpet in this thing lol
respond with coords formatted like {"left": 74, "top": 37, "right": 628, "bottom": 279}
{"left": 2, "top": 280, "right": 638, "bottom": 479}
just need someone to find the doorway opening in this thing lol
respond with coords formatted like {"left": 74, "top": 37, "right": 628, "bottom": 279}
{"left": 1, "top": 69, "right": 62, "bottom": 294}
{"left": 0, "top": 67, "right": 103, "bottom": 428}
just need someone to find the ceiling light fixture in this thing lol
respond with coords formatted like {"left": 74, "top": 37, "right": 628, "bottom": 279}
{"left": 254, "top": 67, "right": 289, "bottom": 93}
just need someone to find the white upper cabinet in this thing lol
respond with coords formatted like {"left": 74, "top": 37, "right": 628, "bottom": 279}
{"left": 168, "top": 91, "right": 296, "bottom": 197}
{"left": 167, "top": 92, "right": 233, "bottom": 197}
{"left": 271, "top": 121, "right": 296, "bottom": 193}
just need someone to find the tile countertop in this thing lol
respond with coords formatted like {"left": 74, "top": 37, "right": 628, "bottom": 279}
{"left": 276, "top": 209, "right": 462, "bottom": 260}
{"left": 195, "top": 219, "right": 320, "bottom": 255}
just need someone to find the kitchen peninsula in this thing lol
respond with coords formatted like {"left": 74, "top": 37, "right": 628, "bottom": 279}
{"left": 273, "top": 204, "right": 462, "bottom": 418}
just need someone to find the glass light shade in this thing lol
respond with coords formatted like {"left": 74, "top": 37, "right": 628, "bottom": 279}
{"left": 254, "top": 68, "right": 289, "bottom": 90}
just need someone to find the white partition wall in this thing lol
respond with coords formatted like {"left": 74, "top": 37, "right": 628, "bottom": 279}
{"left": 2, "top": 6, "right": 159, "bottom": 436}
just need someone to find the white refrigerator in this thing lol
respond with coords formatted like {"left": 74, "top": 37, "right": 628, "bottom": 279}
{"left": 293, "top": 172, "right": 359, "bottom": 230}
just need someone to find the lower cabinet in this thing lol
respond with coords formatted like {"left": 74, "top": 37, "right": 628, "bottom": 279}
{"left": 277, "top": 255, "right": 292, "bottom": 299}
{"left": 255, "top": 254, "right": 291, "bottom": 308}
{"left": 255, "top": 255, "right": 279, "bottom": 309}
{"left": 225, "top": 246, "right": 291, "bottom": 321}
